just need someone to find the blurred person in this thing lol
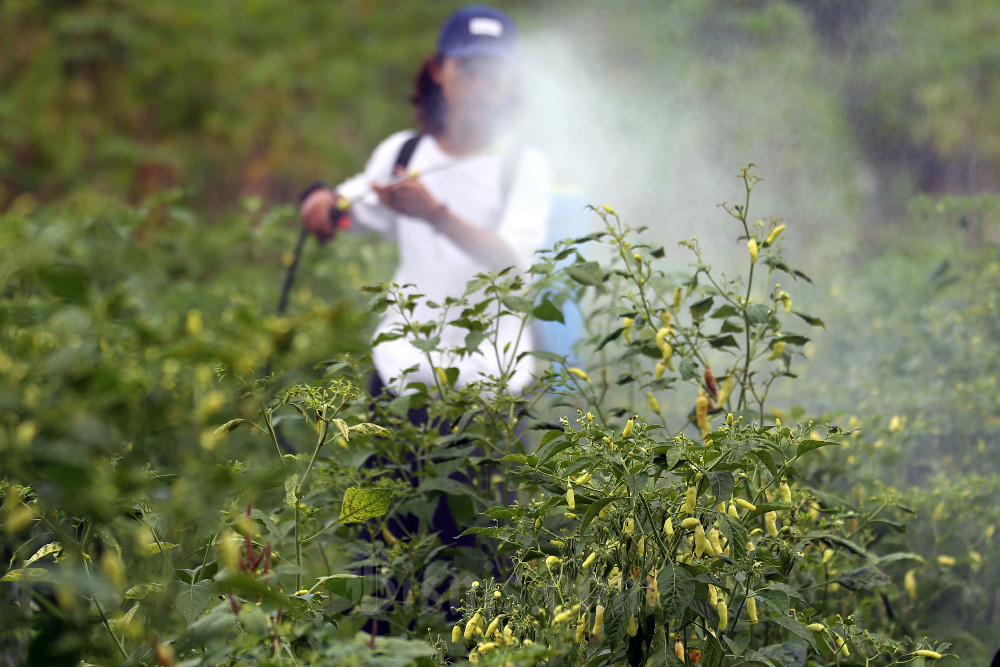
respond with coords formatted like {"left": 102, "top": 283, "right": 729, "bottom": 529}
{"left": 299, "top": 5, "right": 552, "bottom": 397}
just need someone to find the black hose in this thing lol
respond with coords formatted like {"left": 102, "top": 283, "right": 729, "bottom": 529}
{"left": 264, "top": 226, "right": 311, "bottom": 453}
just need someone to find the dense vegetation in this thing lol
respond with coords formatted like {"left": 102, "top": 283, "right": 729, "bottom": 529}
{"left": 2, "top": 1, "right": 998, "bottom": 665}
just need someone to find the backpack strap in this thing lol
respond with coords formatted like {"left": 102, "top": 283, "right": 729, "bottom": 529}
{"left": 395, "top": 132, "right": 525, "bottom": 212}
{"left": 394, "top": 133, "right": 423, "bottom": 173}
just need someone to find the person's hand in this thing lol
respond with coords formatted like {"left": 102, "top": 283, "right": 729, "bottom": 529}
{"left": 373, "top": 169, "right": 449, "bottom": 224}
{"left": 299, "top": 188, "right": 340, "bottom": 243}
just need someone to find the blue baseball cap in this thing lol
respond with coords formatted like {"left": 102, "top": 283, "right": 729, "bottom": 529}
{"left": 437, "top": 5, "right": 517, "bottom": 61}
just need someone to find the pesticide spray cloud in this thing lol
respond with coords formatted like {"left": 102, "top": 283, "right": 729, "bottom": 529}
{"left": 515, "top": 4, "right": 870, "bottom": 267}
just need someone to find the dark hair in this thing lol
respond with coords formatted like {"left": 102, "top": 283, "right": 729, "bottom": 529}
{"left": 408, "top": 54, "right": 521, "bottom": 137}
{"left": 409, "top": 55, "right": 446, "bottom": 136}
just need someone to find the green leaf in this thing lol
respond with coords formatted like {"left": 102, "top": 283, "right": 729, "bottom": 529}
{"left": 746, "top": 303, "right": 772, "bottom": 325}
{"left": 337, "top": 487, "right": 393, "bottom": 524}
{"left": 532, "top": 297, "right": 565, "bottom": 323}
{"left": 565, "top": 261, "right": 604, "bottom": 287}
{"left": 793, "top": 311, "right": 825, "bottom": 328}
{"left": 836, "top": 566, "right": 891, "bottom": 591}
{"left": 709, "top": 334, "right": 740, "bottom": 349}
{"left": 769, "top": 616, "right": 819, "bottom": 652}
{"left": 718, "top": 514, "right": 749, "bottom": 561}
{"left": 797, "top": 439, "right": 838, "bottom": 456}
{"left": 24, "top": 542, "right": 62, "bottom": 567}
{"left": 214, "top": 418, "right": 257, "bottom": 436}
{"left": 250, "top": 509, "right": 282, "bottom": 538}
{"left": 1, "top": 568, "right": 58, "bottom": 583}
{"left": 316, "top": 573, "right": 364, "bottom": 603}
{"left": 501, "top": 295, "right": 533, "bottom": 313}
{"left": 174, "top": 579, "right": 214, "bottom": 625}
{"left": 657, "top": 562, "right": 695, "bottom": 621}
{"left": 757, "top": 641, "right": 808, "bottom": 667}
{"left": 285, "top": 474, "right": 299, "bottom": 509}
{"left": 707, "top": 470, "right": 735, "bottom": 503}
{"left": 710, "top": 304, "right": 741, "bottom": 319}
{"left": 535, "top": 432, "right": 572, "bottom": 465}
{"left": 580, "top": 497, "right": 618, "bottom": 535}
{"left": 679, "top": 358, "right": 699, "bottom": 381}
{"left": 409, "top": 336, "right": 441, "bottom": 353}
{"left": 417, "top": 477, "right": 479, "bottom": 498}
{"left": 331, "top": 418, "right": 350, "bottom": 441}
{"left": 348, "top": 422, "right": 391, "bottom": 437}
{"left": 689, "top": 596, "right": 719, "bottom": 628}
{"left": 777, "top": 334, "right": 810, "bottom": 347}
{"left": 124, "top": 582, "right": 165, "bottom": 600}
{"left": 689, "top": 297, "right": 714, "bottom": 321}
{"left": 595, "top": 328, "right": 623, "bottom": 351}
{"left": 143, "top": 541, "right": 179, "bottom": 556}
{"left": 729, "top": 437, "right": 760, "bottom": 463}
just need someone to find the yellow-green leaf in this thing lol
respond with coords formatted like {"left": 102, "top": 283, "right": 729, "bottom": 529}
{"left": 337, "top": 487, "right": 392, "bottom": 524}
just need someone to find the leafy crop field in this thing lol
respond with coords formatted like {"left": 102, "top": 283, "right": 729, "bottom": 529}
{"left": 4, "top": 2, "right": 1000, "bottom": 665}
{"left": 4, "top": 167, "right": 996, "bottom": 666}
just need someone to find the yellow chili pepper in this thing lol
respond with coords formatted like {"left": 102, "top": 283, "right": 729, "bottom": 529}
{"left": 582, "top": 552, "right": 597, "bottom": 569}
{"left": 736, "top": 498, "right": 757, "bottom": 512}
{"left": 694, "top": 523, "right": 707, "bottom": 557}
{"left": 622, "top": 317, "right": 634, "bottom": 343}
{"left": 716, "top": 375, "right": 734, "bottom": 406}
{"left": 576, "top": 615, "right": 587, "bottom": 642}
{"left": 485, "top": 616, "right": 502, "bottom": 638}
{"left": 708, "top": 584, "right": 718, "bottom": 606}
{"left": 552, "top": 609, "right": 574, "bottom": 625}
{"left": 779, "top": 481, "right": 792, "bottom": 504}
{"left": 716, "top": 600, "right": 728, "bottom": 631}
{"left": 807, "top": 623, "right": 825, "bottom": 632}
{"left": 764, "top": 511, "right": 779, "bottom": 538}
{"left": 655, "top": 360, "right": 667, "bottom": 380}
{"left": 765, "top": 224, "right": 786, "bottom": 246}
{"left": 904, "top": 569, "right": 917, "bottom": 600}
{"left": 567, "top": 367, "right": 590, "bottom": 382}
{"left": 680, "top": 517, "right": 701, "bottom": 529}
{"left": 452, "top": 624, "right": 463, "bottom": 643}
{"left": 747, "top": 596, "right": 758, "bottom": 624}
{"left": 748, "top": 238, "right": 759, "bottom": 264}
{"left": 435, "top": 366, "right": 448, "bottom": 386}
{"left": 655, "top": 327, "right": 672, "bottom": 357}
{"left": 778, "top": 289, "right": 791, "bottom": 313}
{"left": 566, "top": 483, "right": 575, "bottom": 510}
{"left": 593, "top": 604, "right": 605, "bottom": 636}
{"left": 623, "top": 417, "right": 635, "bottom": 438}
{"left": 465, "top": 613, "right": 482, "bottom": 640}
{"left": 767, "top": 340, "right": 785, "bottom": 361}
{"left": 647, "top": 392, "right": 661, "bottom": 416}
{"left": 545, "top": 555, "right": 560, "bottom": 569}
{"left": 708, "top": 528, "right": 724, "bottom": 556}
{"left": 683, "top": 485, "right": 698, "bottom": 514}
{"left": 627, "top": 615, "right": 638, "bottom": 637}
{"left": 915, "top": 650, "right": 942, "bottom": 659}
{"left": 835, "top": 635, "right": 849, "bottom": 657}
{"left": 696, "top": 392, "right": 711, "bottom": 438}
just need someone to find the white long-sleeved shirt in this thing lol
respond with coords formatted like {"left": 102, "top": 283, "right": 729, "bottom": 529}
{"left": 337, "top": 130, "right": 552, "bottom": 392}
